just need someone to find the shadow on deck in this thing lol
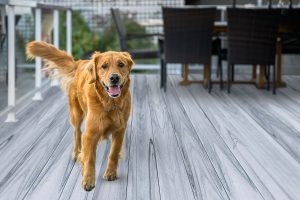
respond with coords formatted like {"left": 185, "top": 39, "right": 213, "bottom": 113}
{"left": 0, "top": 74, "right": 300, "bottom": 200}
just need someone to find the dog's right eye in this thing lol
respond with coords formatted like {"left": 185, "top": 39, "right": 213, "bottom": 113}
{"left": 102, "top": 64, "right": 108, "bottom": 69}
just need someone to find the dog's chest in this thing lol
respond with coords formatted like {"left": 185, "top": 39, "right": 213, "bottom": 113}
{"left": 104, "top": 103, "right": 120, "bottom": 112}
{"left": 106, "top": 109, "right": 126, "bottom": 128}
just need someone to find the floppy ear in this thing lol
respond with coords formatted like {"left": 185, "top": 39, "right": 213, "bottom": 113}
{"left": 121, "top": 52, "right": 135, "bottom": 70}
{"left": 87, "top": 51, "right": 102, "bottom": 84}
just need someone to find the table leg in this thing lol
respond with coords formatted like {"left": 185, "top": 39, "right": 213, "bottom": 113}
{"left": 255, "top": 64, "right": 266, "bottom": 89}
{"left": 180, "top": 64, "right": 191, "bottom": 85}
{"left": 179, "top": 64, "right": 211, "bottom": 86}
{"left": 276, "top": 37, "right": 286, "bottom": 88}
{"left": 203, "top": 64, "right": 209, "bottom": 87}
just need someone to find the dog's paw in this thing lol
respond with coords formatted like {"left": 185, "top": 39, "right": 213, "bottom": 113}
{"left": 82, "top": 175, "right": 95, "bottom": 192}
{"left": 103, "top": 168, "right": 118, "bottom": 181}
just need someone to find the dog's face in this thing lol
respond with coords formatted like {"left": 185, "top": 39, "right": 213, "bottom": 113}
{"left": 89, "top": 51, "right": 134, "bottom": 98}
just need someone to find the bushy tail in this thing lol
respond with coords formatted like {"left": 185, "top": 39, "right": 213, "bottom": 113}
{"left": 26, "top": 41, "right": 76, "bottom": 90}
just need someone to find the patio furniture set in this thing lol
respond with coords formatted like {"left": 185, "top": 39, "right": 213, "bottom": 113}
{"left": 111, "top": 3, "right": 300, "bottom": 95}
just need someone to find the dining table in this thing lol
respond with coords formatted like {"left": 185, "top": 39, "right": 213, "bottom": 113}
{"left": 139, "top": 5, "right": 300, "bottom": 89}
{"left": 213, "top": 20, "right": 291, "bottom": 89}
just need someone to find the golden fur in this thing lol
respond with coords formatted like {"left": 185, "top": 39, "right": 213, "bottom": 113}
{"left": 26, "top": 41, "right": 134, "bottom": 191}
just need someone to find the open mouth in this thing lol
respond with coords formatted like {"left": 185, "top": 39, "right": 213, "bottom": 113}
{"left": 103, "top": 84, "right": 123, "bottom": 98}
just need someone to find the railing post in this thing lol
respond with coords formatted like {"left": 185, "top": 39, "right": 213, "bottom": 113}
{"left": 289, "top": 0, "right": 293, "bottom": 8}
{"left": 5, "top": 5, "right": 17, "bottom": 122}
{"left": 66, "top": 9, "right": 72, "bottom": 55}
{"left": 51, "top": 9, "right": 59, "bottom": 86}
{"left": 220, "top": 6, "right": 225, "bottom": 22}
{"left": 233, "top": 0, "right": 236, "bottom": 8}
{"left": 257, "top": 0, "right": 263, "bottom": 6}
{"left": 32, "top": 8, "right": 43, "bottom": 101}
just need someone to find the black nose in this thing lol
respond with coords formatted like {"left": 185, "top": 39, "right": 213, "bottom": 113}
{"left": 109, "top": 74, "right": 120, "bottom": 84}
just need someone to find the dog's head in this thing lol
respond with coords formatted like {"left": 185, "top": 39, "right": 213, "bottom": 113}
{"left": 88, "top": 51, "right": 134, "bottom": 98}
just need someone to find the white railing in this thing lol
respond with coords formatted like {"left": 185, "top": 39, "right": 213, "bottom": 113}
{"left": 32, "top": 7, "right": 42, "bottom": 101}
{"left": 6, "top": 4, "right": 15, "bottom": 122}
{"left": 1, "top": 0, "right": 72, "bottom": 122}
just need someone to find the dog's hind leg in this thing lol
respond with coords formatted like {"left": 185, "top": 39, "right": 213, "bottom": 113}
{"left": 69, "top": 96, "right": 84, "bottom": 161}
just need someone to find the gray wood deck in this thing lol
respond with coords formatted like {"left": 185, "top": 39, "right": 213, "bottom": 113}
{"left": 0, "top": 71, "right": 36, "bottom": 111}
{"left": 0, "top": 74, "right": 300, "bottom": 200}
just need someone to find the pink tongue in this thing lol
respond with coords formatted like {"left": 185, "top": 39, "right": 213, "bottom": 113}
{"left": 108, "top": 86, "right": 121, "bottom": 95}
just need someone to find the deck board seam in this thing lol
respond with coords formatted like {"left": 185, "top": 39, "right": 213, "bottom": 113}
{"left": 169, "top": 78, "right": 232, "bottom": 200}
{"left": 162, "top": 84, "right": 200, "bottom": 200}
{"left": 185, "top": 84, "right": 268, "bottom": 200}
{"left": 146, "top": 76, "right": 162, "bottom": 200}
{"left": 22, "top": 126, "right": 72, "bottom": 200}
{"left": 124, "top": 75, "right": 136, "bottom": 200}
{"left": 0, "top": 114, "right": 67, "bottom": 193}
{"left": 233, "top": 87, "right": 300, "bottom": 163}
{"left": 146, "top": 75, "right": 198, "bottom": 200}
{"left": 148, "top": 139, "right": 162, "bottom": 200}
{"left": 165, "top": 78, "right": 230, "bottom": 200}
{"left": 185, "top": 79, "right": 297, "bottom": 199}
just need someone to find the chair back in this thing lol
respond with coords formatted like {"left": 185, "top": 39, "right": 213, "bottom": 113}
{"left": 162, "top": 7, "right": 216, "bottom": 64}
{"left": 111, "top": 8, "right": 127, "bottom": 50}
{"left": 280, "top": 8, "right": 300, "bottom": 34}
{"left": 280, "top": 8, "right": 300, "bottom": 54}
{"left": 227, "top": 8, "right": 280, "bottom": 65}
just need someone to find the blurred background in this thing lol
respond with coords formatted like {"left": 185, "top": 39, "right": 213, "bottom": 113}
{"left": 1, "top": 1, "right": 300, "bottom": 199}
{"left": 0, "top": 0, "right": 299, "bottom": 112}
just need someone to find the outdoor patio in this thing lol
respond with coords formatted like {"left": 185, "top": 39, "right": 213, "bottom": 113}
{"left": 0, "top": 0, "right": 300, "bottom": 199}
{"left": 0, "top": 74, "right": 300, "bottom": 200}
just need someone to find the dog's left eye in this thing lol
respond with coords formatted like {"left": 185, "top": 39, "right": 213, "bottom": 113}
{"left": 118, "top": 62, "right": 125, "bottom": 68}
{"left": 102, "top": 64, "right": 108, "bottom": 69}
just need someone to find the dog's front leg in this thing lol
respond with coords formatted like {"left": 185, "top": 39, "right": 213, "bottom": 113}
{"left": 103, "top": 128, "right": 125, "bottom": 181}
{"left": 81, "top": 124, "right": 100, "bottom": 191}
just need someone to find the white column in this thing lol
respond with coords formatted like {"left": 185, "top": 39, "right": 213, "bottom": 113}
{"left": 51, "top": 9, "right": 59, "bottom": 86}
{"left": 257, "top": 0, "right": 263, "bottom": 6}
{"left": 66, "top": 9, "right": 72, "bottom": 55}
{"left": 220, "top": 6, "right": 226, "bottom": 22}
{"left": 32, "top": 8, "right": 43, "bottom": 101}
{"left": 5, "top": 5, "right": 17, "bottom": 122}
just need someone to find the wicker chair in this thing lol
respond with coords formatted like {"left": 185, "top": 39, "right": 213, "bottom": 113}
{"left": 161, "top": 7, "right": 216, "bottom": 92}
{"left": 110, "top": 8, "right": 161, "bottom": 60}
{"left": 227, "top": 8, "right": 280, "bottom": 94}
{"left": 280, "top": 8, "right": 300, "bottom": 55}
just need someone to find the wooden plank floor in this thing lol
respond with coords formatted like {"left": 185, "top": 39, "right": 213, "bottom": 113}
{"left": 0, "top": 71, "right": 36, "bottom": 111}
{"left": 0, "top": 74, "right": 300, "bottom": 200}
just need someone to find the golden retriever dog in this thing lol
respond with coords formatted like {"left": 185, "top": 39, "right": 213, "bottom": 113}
{"left": 26, "top": 41, "right": 134, "bottom": 191}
